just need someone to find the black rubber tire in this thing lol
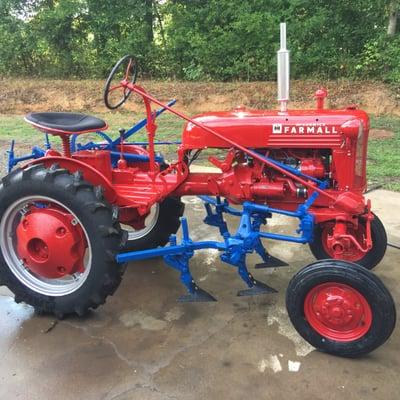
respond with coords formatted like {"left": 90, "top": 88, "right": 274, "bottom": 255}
{"left": 309, "top": 213, "right": 387, "bottom": 270}
{"left": 0, "top": 164, "right": 125, "bottom": 319}
{"left": 286, "top": 259, "right": 396, "bottom": 357}
{"left": 122, "top": 197, "right": 185, "bottom": 252}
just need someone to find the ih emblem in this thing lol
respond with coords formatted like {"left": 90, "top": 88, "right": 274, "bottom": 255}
{"left": 272, "top": 124, "right": 282, "bottom": 134}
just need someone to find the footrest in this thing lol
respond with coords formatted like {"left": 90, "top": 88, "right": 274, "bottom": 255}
{"left": 237, "top": 279, "right": 277, "bottom": 296}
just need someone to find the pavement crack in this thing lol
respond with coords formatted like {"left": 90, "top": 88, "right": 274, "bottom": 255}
{"left": 63, "top": 312, "right": 235, "bottom": 400}
{"left": 41, "top": 319, "right": 58, "bottom": 334}
{"left": 61, "top": 321, "right": 136, "bottom": 369}
{"left": 149, "top": 314, "right": 236, "bottom": 377}
{"left": 103, "top": 315, "right": 235, "bottom": 400}
{"left": 0, "top": 336, "right": 19, "bottom": 361}
{"left": 106, "top": 384, "right": 179, "bottom": 400}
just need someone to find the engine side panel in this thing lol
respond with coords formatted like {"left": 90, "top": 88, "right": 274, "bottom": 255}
{"left": 182, "top": 108, "right": 369, "bottom": 150}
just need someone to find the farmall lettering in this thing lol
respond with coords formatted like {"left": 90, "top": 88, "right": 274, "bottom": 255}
{"left": 272, "top": 123, "right": 339, "bottom": 134}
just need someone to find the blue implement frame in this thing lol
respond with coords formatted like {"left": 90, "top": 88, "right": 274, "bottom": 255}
{"left": 116, "top": 180, "right": 327, "bottom": 300}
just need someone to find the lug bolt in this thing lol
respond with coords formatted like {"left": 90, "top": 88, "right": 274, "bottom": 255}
{"left": 56, "top": 227, "right": 66, "bottom": 236}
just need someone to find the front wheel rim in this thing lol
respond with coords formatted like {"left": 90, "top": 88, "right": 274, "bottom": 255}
{"left": 0, "top": 196, "right": 92, "bottom": 297}
{"left": 304, "top": 282, "right": 372, "bottom": 342}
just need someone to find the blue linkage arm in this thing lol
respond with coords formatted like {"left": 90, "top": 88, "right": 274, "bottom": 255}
{"left": 7, "top": 140, "right": 45, "bottom": 172}
{"left": 111, "top": 99, "right": 177, "bottom": 147}
{"left": 199, "top": 195, "right": 242, "bottom": 217}
{"left": 116, "top": 239, "right": 225, "bottom": 264}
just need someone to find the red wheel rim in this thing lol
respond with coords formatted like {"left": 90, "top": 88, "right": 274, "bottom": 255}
{"left": 321, "top": 222, "right": 366, "bottom": 262}
{"left": 304, "top": 282, "right": 372, "bottom": 342}
{"left": 15, "top": 203, "right": 87, "bottom": 279}
{"left": 1, "top": 195, "right": 93, "bottom": 296}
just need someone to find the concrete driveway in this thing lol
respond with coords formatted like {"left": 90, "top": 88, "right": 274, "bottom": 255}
{"left": 0, "top": 191, "right": 399, "bottom": 400}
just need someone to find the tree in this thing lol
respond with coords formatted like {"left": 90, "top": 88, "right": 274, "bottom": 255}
{"left": 0, "top": 0, "right": 398, "bottom": 81}
{"left": 387, "top": 0, "right": 399, "bottom": 35}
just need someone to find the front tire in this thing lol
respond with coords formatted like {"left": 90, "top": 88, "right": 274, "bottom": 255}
{"left": 286, "top": 260, "right": 396, "bottom": 357}
{"left": 0, "top": 164, "right": 124, "bottom": 318}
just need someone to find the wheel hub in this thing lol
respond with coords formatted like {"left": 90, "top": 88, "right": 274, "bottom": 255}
{"left": 16, "top": 206, "right": 86, "bottom": 278}
{"left": 304, "top": 282, "right": 372, "bottom": 341}
{"left": 322, "top": 222, "right": 366, "bottom": 262}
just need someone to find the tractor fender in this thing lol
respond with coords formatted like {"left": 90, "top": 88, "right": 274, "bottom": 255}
{"left": 25, "top": 156, "right": 117, "bottom": 204}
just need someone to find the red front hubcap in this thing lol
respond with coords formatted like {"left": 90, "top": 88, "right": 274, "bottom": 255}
{"left": 304, "top": 283, "right": 372, "bottom": 342}
{"left": 16, "top": 205, "right": 87, "bottom": 279}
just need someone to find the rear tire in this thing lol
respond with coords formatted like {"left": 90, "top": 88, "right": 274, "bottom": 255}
{"left": 309, "top": 213, "right": 387, "bottom": 270}
{"left": 286, "top": 260, "right": 396, "bottom": 357}
{"left": 0, "top": 164, "right": 124, "bottom": 318}
{"left": 121, "top": 197, "right": 184, "bottom": 251}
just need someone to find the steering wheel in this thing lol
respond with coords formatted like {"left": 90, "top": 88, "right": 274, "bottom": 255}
{"left": 104, "top": 55, "right": 138, "bottom": 110}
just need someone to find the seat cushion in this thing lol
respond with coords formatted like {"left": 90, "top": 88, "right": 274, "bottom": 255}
{"left": 25, "top": 112, "right": 108, "bottom": 135}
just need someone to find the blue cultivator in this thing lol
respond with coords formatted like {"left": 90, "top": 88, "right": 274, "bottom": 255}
{"left": 116, "top": 189, "right": 325, "bottom": 301}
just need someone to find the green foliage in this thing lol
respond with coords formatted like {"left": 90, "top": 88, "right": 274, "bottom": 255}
{"left": 0, "top": 0, "right": 398, "bottom": 81}
{"left": 164, "top": 0, "right": 392, "bottom": 80}
{"left": 368, "top": 115, "right": 400, "bottom": 190}
{"left": 356, "top": 34, "right": 400, "bottom": 83}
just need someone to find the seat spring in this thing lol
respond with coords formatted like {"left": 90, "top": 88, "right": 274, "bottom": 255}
{"left": 61, "top": 136, "right": 71, "bottom": 157}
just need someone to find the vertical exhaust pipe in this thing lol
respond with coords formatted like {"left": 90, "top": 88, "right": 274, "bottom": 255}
{"left": 277, "top": 23, "right": 290, "bottom": 113}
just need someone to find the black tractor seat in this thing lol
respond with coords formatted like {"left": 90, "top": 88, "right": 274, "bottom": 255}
{"left": 25, "top": 112, "right": 108, "bottom": 135}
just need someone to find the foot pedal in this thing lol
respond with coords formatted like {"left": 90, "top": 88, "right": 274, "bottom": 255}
{"left": 237, "top": 279, "right": 277, "bottom": 296}
{"left": 255, "top": 255, "right": 289, "bottom": 269}
{"left": 178, "top": 287, "right": 217, "bottom": 303}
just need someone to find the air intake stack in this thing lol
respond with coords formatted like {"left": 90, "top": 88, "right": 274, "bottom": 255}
{"left": 277, "top": 23, "right": 290, "bottom": 113}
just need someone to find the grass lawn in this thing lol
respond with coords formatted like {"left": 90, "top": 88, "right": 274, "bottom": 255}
{"left": 0, "top": 112, "right": 399, "bottom": 191}
{"left": 368, "top": 116, "right": 400, "bottom": 191}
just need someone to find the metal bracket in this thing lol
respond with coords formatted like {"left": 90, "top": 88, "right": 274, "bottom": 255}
{"left": 7, "top": 140, "right": 45, "bottom": 172}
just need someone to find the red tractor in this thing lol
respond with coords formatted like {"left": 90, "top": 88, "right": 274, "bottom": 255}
{"left": 0, "top": 24, "right": 395, "bottom": 357}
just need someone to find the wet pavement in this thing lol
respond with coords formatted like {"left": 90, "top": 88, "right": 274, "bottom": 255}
{"left": 0, "top": 191, "right": 399, "bottom": 400}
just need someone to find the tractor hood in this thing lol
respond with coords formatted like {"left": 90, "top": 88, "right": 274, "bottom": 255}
{"left": 181, "top": 107, "right": 369, "bottom": 150}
